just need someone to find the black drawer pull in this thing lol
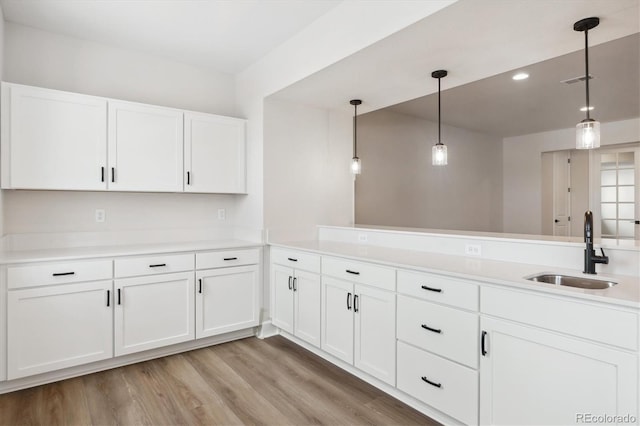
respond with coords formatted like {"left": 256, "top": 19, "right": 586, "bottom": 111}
{"left": 421, "top": 324, "right": 442, "bottom": 334}
{"left": 287, "top": 257, "right": 298, "bottom": 262}
{"left": 481, "top": 330, "right": 488, "bottom": 356}
{"left": 53, "top": 272, "right": 75, "bottom": 277}
{"left": 198, "top": 278, "right": 202, "bottom": 294}
{"left": 421, "top": 376, "right": 442, "bottom": 388}
{"left": 346, "top": 270, "right": 360, "bottom": 275}
{"left": 149, "top": 263, "right": 167, "bottom": 268}
{"left": 187, "top": 171, "right": 191, "bottom": 185}
{"left": 117, "top": 288, "right": 121, "bottom": 305}
{"left": 421, "top": 285, "right": 442, "bottom": 293}
{"left": 223, "top": 257, "right": 238, "bottom": 261}
{"left": 292, "top": 277, "right": 297, "bottom": 292}
{"left": 354, "top": 294, "right": 359, "bottom": 312}
{"left": 111, "top": 167, "right": 115, "bottom": 183}
{"left": 347, "top": 292, "right": 352, "bottom": 310}
{"left": 101, "top": 167, "right": 105, "bottom": 182}
{"left": 288, "top": 276, "right": 293, "bottom": 290}
{"left": 106, "top": 290, "right": 110, "bottom": 307}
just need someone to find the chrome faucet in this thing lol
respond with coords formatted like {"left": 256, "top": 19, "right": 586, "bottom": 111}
{"left": 584, "top": 210, "right": 608, "bottom": 274}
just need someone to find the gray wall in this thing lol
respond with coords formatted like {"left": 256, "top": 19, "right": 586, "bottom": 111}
{"left": 355, "top": 109, "right": 503, "bottom": 232}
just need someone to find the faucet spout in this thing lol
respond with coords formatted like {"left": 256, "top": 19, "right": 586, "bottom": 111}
{"left": 583, "top": 210, "right": 609, "bottom": 274}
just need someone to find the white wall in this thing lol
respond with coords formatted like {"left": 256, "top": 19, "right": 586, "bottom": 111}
{"left": 2, "top": 23, "right": 241, "bottom": 236}
{"left": 503, "top": 118, "right": 640, "bottom": 235}
{"left": 355, "top": 109, "right": 503, "bottom": 233}
{"left": 264, "top": 98, "right": 353, "bottom": 241}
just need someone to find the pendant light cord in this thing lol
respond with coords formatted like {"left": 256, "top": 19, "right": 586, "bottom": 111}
{"left": 438, "top": 76, "right": 442, "bottom": 144}
{"left": 353, "top": 103, "right": 358, "bottom": 157}
{"left": 584, "top": 28, "right": 591, "bottom": 120}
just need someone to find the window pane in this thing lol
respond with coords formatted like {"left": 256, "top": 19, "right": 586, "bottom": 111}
{"left": 600, "top": 203, "right": 617, "bottom": 219}
{"left": 601, "top": 187, "right": 617, "bottom": 202}
{"left": 618, "top": 186, "right": 635, "bottom": 202}
{"left": 618, "top": 152, "right": 634, "bottom": 168}
{"left": 618, "top": 203, "right": 635, "bottom": 219}
{"left": 618, "top": 221, "right": 635, "bottom": 239}
{"left": 601, "top": 219, "right": 617, "bottom": 236}
{"left": 600, "top": 170, "right": 617, "bottom": 186}
{"left": 600, "top": 153, "right": 617, "bottom": 169}
{"left": 618, "top": 168, "right": 634, "bottom": 185}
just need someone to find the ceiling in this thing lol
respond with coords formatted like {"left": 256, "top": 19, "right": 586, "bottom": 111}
{"left": 387, "top": 33, "right": 640, "bottom": 138}
{"left": 0, "top": 0, "right": 342, "bottom": 74}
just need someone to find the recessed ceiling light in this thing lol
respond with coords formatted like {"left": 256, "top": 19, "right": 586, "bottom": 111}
{"left": 580, "top": 106, "right": 595, "bottom": 112}
{"left": 512, "top": 72, "right": 529, "bottom": 81}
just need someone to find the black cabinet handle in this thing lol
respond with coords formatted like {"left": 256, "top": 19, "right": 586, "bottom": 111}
{"left": 111, "top": 167, "right": 115, "bottom": 183}
{"left": 187, "top": 171, "right": 191, "bottom": 185}
{"left": 421, "top": 324, "right": 442, "bottom": 334}
{"left": 481, "top": 330, "right": 488, "bottom": 356}
{"left": 117, "top": 288, "right": 121, "bottom": 305}
{"left": 346, "top": 270, "right": 360, "bottom": 275}
{"left": 288, "top": 276, "right": 293, "bottom": 290}
{"left": 347, "top": 292, "right": 352, "bottom": 310}
{"left": 107, "top": 290, "right": 110, "bottom": 307}
{"left": 421, "top": 285, "right": 442, "bottom": 293}
{"left": 292, "top": 277, "right": 297, "bottom": 292}
{"left": 223, "top": 257, "right": 238, "bottom": 261}
{"left": 198, "top": 278, "right": 202, "bottom": 294}
{"left": 354, "top": 294, "right": 359, "bottom": 312}
{"left": 52, "top": 272, "right": 75, "bottom": 277}
{"left": 149, "top": 263, "right": 166, "bottom": 268}
{"left": 101, "top": 167, "right": 105, "bottom": 182}
{"left": 287, "top": 257, "right": 298, "bottom": 262}
{"left": 421, "top": 376, "right": 442, "bottom": 388}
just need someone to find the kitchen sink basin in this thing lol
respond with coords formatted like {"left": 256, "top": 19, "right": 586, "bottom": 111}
{"left": 525, "top": 273, "right": 617, "bottom": 290}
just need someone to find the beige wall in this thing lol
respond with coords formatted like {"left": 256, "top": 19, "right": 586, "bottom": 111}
{"left": 264, "top": 98, "right": 353, "bottom": 241}
{"left": 355, "top": 109, "right": 503, "bottom": 232}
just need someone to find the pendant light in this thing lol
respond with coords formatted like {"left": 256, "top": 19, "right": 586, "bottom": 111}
{"left": 431, "top": 70, "right": 448, "bottom": 165}
{"left": 350, "top": 99, "right": 362, "bottom": 174}
{"left": 574, "top": 17, "right": 600, "bottom": 149}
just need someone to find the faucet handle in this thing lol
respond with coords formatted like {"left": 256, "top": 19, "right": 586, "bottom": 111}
{"left": 599, "top": 248, "right": 609, "bottom": 264}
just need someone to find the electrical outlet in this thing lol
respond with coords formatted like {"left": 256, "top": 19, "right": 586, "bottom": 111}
{"left": 95, "top": 209, "right": 105, "bottom": 223}
{"left": 358, "top": 233, "right": 368, "bottom": 243}
{"left": 217, "top": 208, "right": 226, "bottom": 220}
{"left": 465, "top": 243, "right": 482, "bottom": 256}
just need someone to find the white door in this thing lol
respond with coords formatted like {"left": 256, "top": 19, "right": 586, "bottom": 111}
{"left": 114, "top": 272, "right": 194, "bottom": 356}
{"left": 196, "top": 265, "right": 259, "bottom": 338}
{"left": 271, "top": 264, "right": 294, "bottom": 334}
{"left": 553, "top": 151, "right": 571, "bottom": 236}
{"left": 354, "top": 284, "right": 396, "bottom": 385}
{"left": 184, "top": 112, "right": 246, "bottom": 193}
{"left": 7, "top": 280, "right": 113, "bottom": 379}
{"left": 293, "top": 270, "right": 321, "bottom": 347}
{"left": 480, "top": 317, "right": 638, "bottom": 425}
{"left": 321, "top": 277, "right": 354, "bottom": 364}
{"left": 108, "top": 100, "right": 183, "bottom": 192}
{"left": 2, "top": 83, "right": 107, "bottom": 190}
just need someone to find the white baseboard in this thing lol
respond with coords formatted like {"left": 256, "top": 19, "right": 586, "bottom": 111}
{"left": 256, "top": 320, "right": 279, "bottom": 339}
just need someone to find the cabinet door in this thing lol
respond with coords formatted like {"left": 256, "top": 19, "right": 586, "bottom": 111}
{"left": 321, "top": 277, "right": 354, "bottom": 364}
{"left": 7, "top": 280, "right": 113, "bottom": 379}
{"left": 293, "top": 270, "right": 321, "bottom": 347}
{"left": 114, "top": 272, "right": 194, "bottom": 356}
{"left": 108, "top": 101, "right": 183, "bottom": 192}
{"left": 196, "top": 265, "right": 259, "bottom": 338}
{"left": 354, "top": 284, "right": 396, "bottom": 385}
{"left": 184, "top": 112, "right": 246, "bottom": 193}
{"left": 2, "top": 83, "right": 107, "bottom": 190}
{"left": 271, "top": 264, "right": 294, "bottom": 334}
{"left": 480, "top": 317, "right": 638, "bottom": 425}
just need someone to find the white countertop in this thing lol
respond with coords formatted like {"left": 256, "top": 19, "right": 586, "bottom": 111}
{"left": 270, "top": 240, "right": 640, "bottom": 309}
{"left": 0, "top": 239, "right": 263, "bottom": 264}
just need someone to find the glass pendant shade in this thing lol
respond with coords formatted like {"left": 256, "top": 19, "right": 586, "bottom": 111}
{"left": 576, "top": 119, "right": 600, "bottom": 149}
{"left": 432, "top": 144, "right": 447, "bottom": 166}
{"left": 351, "top": 157, "right": 361, "bottom": 174}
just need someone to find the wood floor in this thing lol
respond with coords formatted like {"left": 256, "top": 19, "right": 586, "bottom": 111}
{"left": 0, "top": 336, "right": 440, "bottom": 425}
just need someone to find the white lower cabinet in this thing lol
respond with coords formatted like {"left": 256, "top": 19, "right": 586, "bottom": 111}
{"left": 196, "top": 264, "right": 259, "bottom": 338}
{"left": 479, "top": 316, "right": 638, "bottom": 426}
{"left": 7, "top": 280, "right": 113, "bottom": 379}
{"left": 114, "top": 272, "right": 195, "bottom": 356}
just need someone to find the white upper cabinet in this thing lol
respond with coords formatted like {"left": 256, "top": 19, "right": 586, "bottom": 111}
{"left": 184, "top": 112, "right": 246, "bottom": 193}
{"left": 108, "top": 100, "right": 184, "bottom": 192}
{"left": 1, "top": 83, "right": 108, "bottom": 190}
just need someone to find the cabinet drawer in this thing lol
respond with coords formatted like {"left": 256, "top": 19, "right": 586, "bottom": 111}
{"left": 271, "top": 247, "right": 320, "bottom": 274}
{"left": 397, "top": 295, "right": 478, "bottom": 368}
{"left": 481, "top": 286, "right": 639, "bottom": 351}
{"left": 322, "top": 256, "right": 395, "bottom": 291}
{"left": 114, "top": 253, "right": 194, "bottom": 278}
{"left": 196, "top": 248, "right": 260, "bottom": 270}
{"left": 7, "top": 260, "right": 112, "bottom": 289}
{"left": 397, "top": 269, "right": 478, "bottom": 311}
{"left": 397, "top": 341, "right": 478, "bottom": 426}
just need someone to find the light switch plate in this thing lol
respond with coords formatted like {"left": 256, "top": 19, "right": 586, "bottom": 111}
{"left": 95, "top": 209, "right": 105, "bottom": 223}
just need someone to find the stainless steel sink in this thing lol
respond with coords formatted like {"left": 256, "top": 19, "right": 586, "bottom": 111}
{"left": 525, "top": 273, "right": 617, "bottom": 290}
